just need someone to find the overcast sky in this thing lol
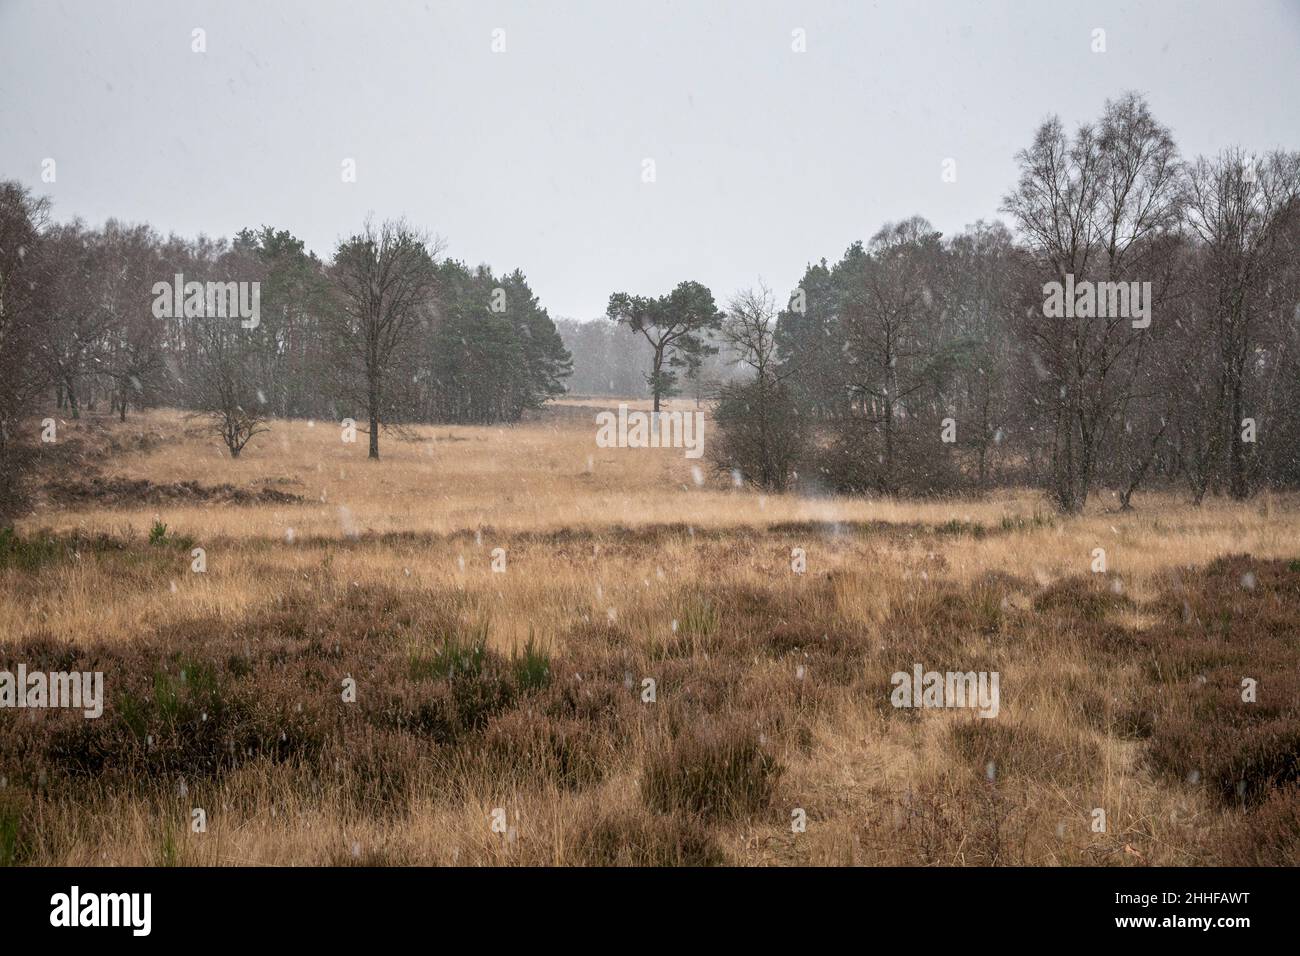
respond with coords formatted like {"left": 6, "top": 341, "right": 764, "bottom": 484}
{"left": 2, "top": 0, "right": 1298, "bottom": 320}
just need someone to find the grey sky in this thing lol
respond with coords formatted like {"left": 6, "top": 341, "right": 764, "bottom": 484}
{"left": 2, "top": 0, "right": 1298, "bottom": 320}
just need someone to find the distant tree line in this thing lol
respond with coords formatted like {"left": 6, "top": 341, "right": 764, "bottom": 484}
{"left": 0, "top": 204, "right": 572, "bottom": 517}
{"left": 556, "top": 319, "right": 654, "bottom": 397}
{"left": 4, "top": 92, "right": 1299, "bottom": 521}
{"left": 704, "top": 93, "right": 1300, "bottom": 512}
{"left": 556, "top": 317, "right": 745, "bottom": 400}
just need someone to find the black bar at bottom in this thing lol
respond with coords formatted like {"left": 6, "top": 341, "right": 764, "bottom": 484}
{"left": 0, "top": 866, "right": 1279, "bottom": 942}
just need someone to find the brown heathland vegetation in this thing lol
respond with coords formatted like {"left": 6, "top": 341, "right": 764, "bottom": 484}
{"left": 1, "top": 403, "right": 1297, "bottom": 866}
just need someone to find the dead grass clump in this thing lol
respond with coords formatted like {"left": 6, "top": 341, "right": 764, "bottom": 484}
{"left": 1146, "top": 705, "right": 1300, "bottom": 806}
{"left": 327, "top": 841, "right": 421, "bottom": 867}
{"left": 370, "top": 673, "right": 516, "bottom": 744}
{"left": 1033, "top": 575, "right": 1133, "bottom": 622}
{"left": 573, "top": 808, "right": 727, "bottom": 866}
{"left": 330, "top": 732, "right": 424, "bottom": 815}
{"left": 950, "top": 719, "right": 1100, "bottom": 787}
{"left": 668, "top": 592, "right": 721, "bottom": 651}
{"left": 882, "top": 585, "right": 1005, "bottom": 664}
{"left": 654, "top": 659, "right": 744, "bottom": 717}
{"left": 480, "top": 710, "right": 614, "bottom": 790}
{"left": 1215, "top": 786, "right": 1300, "bottom": 865}
{"left": 1141, "top": 558, "right": 1300, "bottom": 805}
{"left": 1157, "top": 554, "right": 1300, "bottom": 642}
{"left": 0, "top": 527, "right": 130, "bottom": 573}
{"left": 41, "top": 654, "right": 329, "bottom": 784}
{"left": 865, "top": 774, "right": 1026, "bottom": 865}
{"left": 1063, "top": 674, "right": 1154, "bottom": 740}
{"left": 640, "top": 722, "right": 783, "bottom": 821}
{"left": 541, "top": 672, "right": 638, "bottom": 737}
{"left": 566, "top": 620, "right": 630, "bottom": 651}
{"left": 763, "top": 623, "right": 866, "bottom": 685}
{"left": 0, "top": 789, "right": 34, "bottom": 866}
{"left": 252, "top": 583, "right": 440, "bottom": 650}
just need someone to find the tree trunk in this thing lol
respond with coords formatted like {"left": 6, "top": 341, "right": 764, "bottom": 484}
{"left": 1229, "top": 371, "right": 1247, "bottom": 499}
{"left": 368, "top": 400, "right": 380, "bottom": 460}
{"left": 651, "top": 348, "right": 663, "bottom": 413}
{"left": 883, "top": 396, "right": 894, "bottom": 494}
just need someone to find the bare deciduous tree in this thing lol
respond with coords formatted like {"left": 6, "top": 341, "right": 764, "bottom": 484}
{"left": 1001, "top": 93, "right": 1182, "bottom": 512}
{"left": 713, "top": 282, "right": 804, "bottom": 490}
{"left": 1182, "top": 149, "right": 1300, "bottom": 499}
{"left": 193, "top": 318, "right": 268, "bottom": 458}
{"left": 98, "top": 221, "right": 165, "bottom": 421}
{"left": 331, "top": 218, "right": 442, "bottom": 459}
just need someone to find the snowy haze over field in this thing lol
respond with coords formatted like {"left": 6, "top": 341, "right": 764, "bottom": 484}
{"left": 2, "top": 0, "right": 1298, "bottom": 320}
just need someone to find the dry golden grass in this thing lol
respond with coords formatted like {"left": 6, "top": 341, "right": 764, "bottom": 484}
{"left": 1, "top": 404, "right": 1298, "bottom": 866}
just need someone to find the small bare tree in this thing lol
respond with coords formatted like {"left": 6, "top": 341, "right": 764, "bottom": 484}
{"left": 193, "top": 317, "right": 268, "bottom": 458}
{"left": 722, "top": 283, "right": 783, "bottom": 382}
{"left": 712, "top": 282, "right": 804, "bottom": 490}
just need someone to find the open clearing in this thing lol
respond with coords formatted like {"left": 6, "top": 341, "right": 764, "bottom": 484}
{"left": 2, "top": 403, "right": 1297, "bottom": 866}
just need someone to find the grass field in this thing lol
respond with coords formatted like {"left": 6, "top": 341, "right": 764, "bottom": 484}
{"left": 1, "top": 402, "right": 1298, "bottom": 866}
